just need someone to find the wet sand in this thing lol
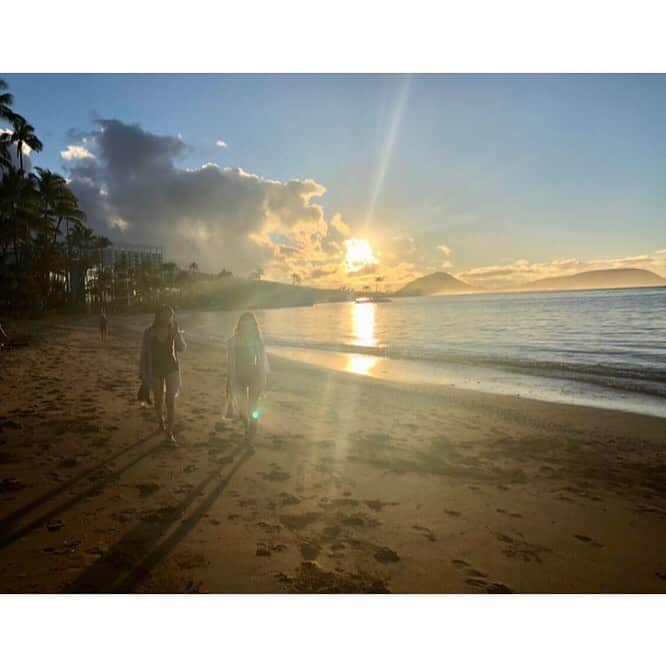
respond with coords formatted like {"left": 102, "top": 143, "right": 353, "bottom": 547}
{"left": 0, "top": 316, "right": 665, "bottom": 593}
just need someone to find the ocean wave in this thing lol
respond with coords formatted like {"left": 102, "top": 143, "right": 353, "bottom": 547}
{"left": 263, "top": 336, "right": 666, "bottom": 398}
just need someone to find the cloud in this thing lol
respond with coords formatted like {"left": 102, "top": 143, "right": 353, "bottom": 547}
{"left": 437, "top": 244, "right": 452, "bottom": 257}
{"left": 347, "top": 262, "right": 379, "bottom": 277}
{"left": 216, "top": 139, "right": 228, "bottom": 149}
{"left": 61, "top": 144, "right": 95, "bottom": 161}
{"left": 64, "top": 118, "right": 353, "bottom": 284}
{"left": 109, "top": 217, "right": 129, "bottom": 231}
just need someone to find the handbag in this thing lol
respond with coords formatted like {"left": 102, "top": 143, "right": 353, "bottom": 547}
{"left": 137, "top": 382, "right": 152, "bottom": 404}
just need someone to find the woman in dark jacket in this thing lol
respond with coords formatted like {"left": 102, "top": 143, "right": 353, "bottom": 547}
{"left": 139, "top": 305, "right": 186, "bottom": 443}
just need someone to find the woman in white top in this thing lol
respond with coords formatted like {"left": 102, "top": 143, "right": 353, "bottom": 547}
{"left": 226, "top": 312, "right": 269, "bottom": 447}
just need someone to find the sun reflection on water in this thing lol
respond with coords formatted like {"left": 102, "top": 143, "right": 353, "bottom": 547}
{"left": 346, "top": 354, "right": 378, "bottom": 376}
{"left": 352, "top": 302, "right": 377, "bottom": 347}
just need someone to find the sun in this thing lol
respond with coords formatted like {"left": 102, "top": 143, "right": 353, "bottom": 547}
{"left": 344, "top": 238, "right": 377, "bottom": 272}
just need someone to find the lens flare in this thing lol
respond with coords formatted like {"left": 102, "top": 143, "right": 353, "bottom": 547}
{"left": 251, "top": 410, "right": 259, "bottom": 420}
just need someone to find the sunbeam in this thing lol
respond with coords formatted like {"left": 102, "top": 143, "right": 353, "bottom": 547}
{"left": 363, "top": 74, "right": 412, "bottom": 231}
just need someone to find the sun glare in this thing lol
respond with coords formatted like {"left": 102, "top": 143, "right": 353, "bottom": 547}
{"left": 344, "top": 238, "right": 377, "bottom": 272}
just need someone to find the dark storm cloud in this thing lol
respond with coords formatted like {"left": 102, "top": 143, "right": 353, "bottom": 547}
{"left": 64, "top": 118, "right": 335, "bottom": 275}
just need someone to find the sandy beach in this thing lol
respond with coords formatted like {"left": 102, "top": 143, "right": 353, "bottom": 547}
{"left": 0, "top": 315, "right": 665, "bottom": 593}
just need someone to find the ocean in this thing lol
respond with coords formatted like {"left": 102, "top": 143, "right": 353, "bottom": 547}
{"left": 177, "top": 287, "right": 666, "bottom": 418}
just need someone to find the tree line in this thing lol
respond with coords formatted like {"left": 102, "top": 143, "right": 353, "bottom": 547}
{"left": 0, "top": 78, "right": 114, "bottom": 314}
{"left": 0, "top": 79, "right": 221, "bottom": 315}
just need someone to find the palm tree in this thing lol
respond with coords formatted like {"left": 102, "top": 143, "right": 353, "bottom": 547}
{"left": 8, "top": 114, "right": 43, "bottom": 173}
{"left": 64, "top": 217, "right": 85, "bottom": 302}
{"left": 250, "top": 267, "right": 264, "bottom": 281}
{"left": 0, "top": 80, "right": 15, "bottom": 172}
{"left": 291, "top": 272, "right": 301, "bottom": 286}
{"left": 0, "top": 169, "right": 39, "bottom": 275}
{"left": 0, "top": 79, "right": 14, "bottom": 121}
{"left": 35, "top": 168, "right": 67, "bottom": 243}
{"left": 0, "top": 137, "right": 12, "bottom": 171}
{"left": 189, "top": 261, "right": 199, "bottom": 272}
{"left": 32, "top": 168, "right": 88, "bottom": 308}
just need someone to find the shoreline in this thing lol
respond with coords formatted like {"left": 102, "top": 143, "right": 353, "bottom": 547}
{"left": 1, "top": 318, "right": 665, "bottom": 592}
{"left": 86, "top": 309, "right": 666, "bottom": 420}
{"left": 267, "top": 345, "right": 666, "bottom": 419}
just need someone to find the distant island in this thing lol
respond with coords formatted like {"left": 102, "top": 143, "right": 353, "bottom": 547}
{"left": 391, "top": 267, "right": 666, "bottom": 298}
{"left": 517, "top": 268, "right": 666, "bottom": 292}
{"left": 393, "top": 271, "right": 476, "bottom": 297}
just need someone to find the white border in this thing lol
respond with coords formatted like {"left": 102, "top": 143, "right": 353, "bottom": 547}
{"left": 1, "top": 595, "right": 664, "bottom": 665}
{"left": 2, "top": 0, "right": 666, "bottom": 72}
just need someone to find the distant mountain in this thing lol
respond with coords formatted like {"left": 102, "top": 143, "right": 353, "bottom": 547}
{"left": 394, "top": 271, "right": 476, "bottom": 297}
{"left": 520, "top": 268, "right": 666, "bottom": 292}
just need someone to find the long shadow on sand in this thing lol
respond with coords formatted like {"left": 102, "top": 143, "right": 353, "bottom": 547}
{"left": 0, "top": 432, "right": 164, "bottom": 550}
{"left": 67, "top": 445, "right": 253, "bottom": 593}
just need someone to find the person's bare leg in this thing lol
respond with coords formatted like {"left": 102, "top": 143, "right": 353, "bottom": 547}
{"left": 246, "top": 384, "right": 260, "bottom": 448}
{"left": 164, "top": 371, "right": 178, "bottom": 439}
{"left": 238, "top": 386, "right": 250, "bottom": 439}
{"left": 152, "top": 377, "right": 165, "bottom": 430}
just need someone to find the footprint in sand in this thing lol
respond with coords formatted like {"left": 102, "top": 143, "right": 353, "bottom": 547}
{"left": 300, "top": 543, "right": 321, "bottom": 561}
{"left": 279, "top": 512, "right": 322, "bottom": 530}
{"left": 364, "top": 500, "right": 398, "bottom": 512}
{"left": 496, "top": 532, "right": 550, "bottom": 563}
{"left": 444, "top": 509, "right": 461, "bottom": 518}
{"left": 277, "top": 492, "right": 301, "bottom": 507}
{"left": 412, "top": 525, "right": 436, "bottom": 542}
{"left": 451, "top": 559, "right": 470, "bottom": 569}
{"left": 262, "top": 470, "right": 291, "bottom": 482}
{"left": 574, "top": 534, "right": 604, "bottom": 548}
{"left": 466, "top": 578, "right": 513, "bottom": 593}
{"left": 257, "top": 521, "right": 281, "bottom": 534}
{"left": 340, "top": 512, "right": 380, "bottom": 528}
{"left": 374, "top": 546, "right": 400, "bottom": 563}
{"left": 174, "top": 551, "right": 208, "bottom": 570}
{"left": 135, "top": 482, "right": 160, "bottom": 497}
{"left": 0, "top": 477, "right": 27, "bottom": 493}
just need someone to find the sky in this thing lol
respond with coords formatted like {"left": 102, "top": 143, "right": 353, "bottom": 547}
{"left": 3, "top": 73, "right": 665, "bottom": 289}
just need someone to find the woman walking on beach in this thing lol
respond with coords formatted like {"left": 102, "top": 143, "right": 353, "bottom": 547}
{"left": 139, "top": 305, "right": 186, "bottom": 444}
{"left": 226, "top": 312, "right": 270, "bottom": 448}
